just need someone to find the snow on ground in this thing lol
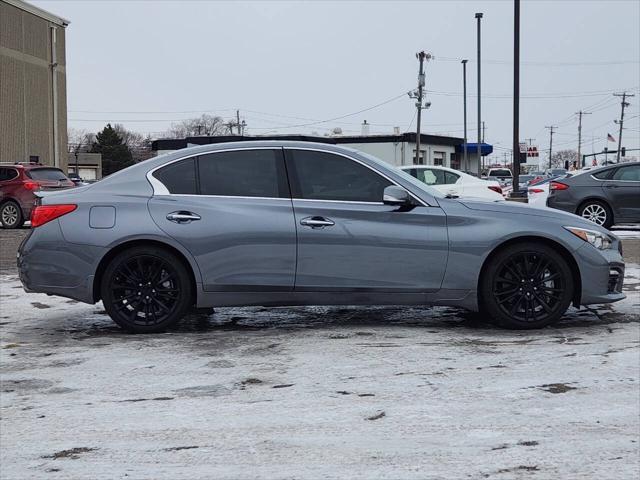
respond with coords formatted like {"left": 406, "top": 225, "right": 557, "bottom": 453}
{"left": 1, "top": 264, "right": 638, "bottom": 480}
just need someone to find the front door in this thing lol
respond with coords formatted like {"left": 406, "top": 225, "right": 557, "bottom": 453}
{"left": 148, "top": 148, "right": 296, "bottom": 292}
{"left": 285, "top": 149, "right": 448, "bottom": 292}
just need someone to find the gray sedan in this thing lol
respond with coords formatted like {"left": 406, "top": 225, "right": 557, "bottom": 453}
{"left": 547, "top": 162, "right": 640, "bottom": 228}
{"left": 18, "top": 142, "right": 625, "bottom": 332}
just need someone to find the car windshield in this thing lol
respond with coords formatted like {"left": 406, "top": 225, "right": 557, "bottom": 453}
{"left": 27, "top": 168, "right": 68, "bottom": 181}
{"left": 490, "top": 169, "right": 512, "bottom": 177}
{"left": 550, "top": 169, "right": 567, "bottom": 175}
{"left": 356, "top": 152, "right": 445, "bottom": 199}
{"left": 519, "top": 175, "right": 535, "bottom": 183}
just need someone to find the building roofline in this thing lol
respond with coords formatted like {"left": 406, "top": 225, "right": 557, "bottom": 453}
{"left": 151, "top": 132, "right": 464, "bottom": 151}
{"left": 3, "top": 0, "right": 70, "bottom": 26}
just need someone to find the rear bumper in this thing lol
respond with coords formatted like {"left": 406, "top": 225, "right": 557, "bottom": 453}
{"left": 17, "top": 220, "right": 103, "bottom": 304}
{"left": 546, "top": 194, "right": 575, "bottom": 213}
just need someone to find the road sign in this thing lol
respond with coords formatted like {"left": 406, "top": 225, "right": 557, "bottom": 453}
{"left": 526, "top": 146, "right": 539, "bottom": 157}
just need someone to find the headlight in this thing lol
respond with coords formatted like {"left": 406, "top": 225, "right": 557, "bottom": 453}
{"left": 564, "top": 226, "right": 613, "bottom": 250}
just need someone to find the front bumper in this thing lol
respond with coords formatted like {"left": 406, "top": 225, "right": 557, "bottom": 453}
{"left": 575, "top": 241, "right": 625, "bottom": 305}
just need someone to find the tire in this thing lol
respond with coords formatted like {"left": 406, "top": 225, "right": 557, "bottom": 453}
{"left": 100, "top": 246, "right": 193, "bottom": 333}
{"left": 0, "top": 201, "right": 24, "bottom": 229}
{"left": 480, "top": 242, "right": 574, "bottom": 329}
{"left": 578, "top": 200, "right": 613, "bottom": 229}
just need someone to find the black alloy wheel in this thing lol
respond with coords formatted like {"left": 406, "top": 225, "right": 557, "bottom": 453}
{"left": 101, "top": 246, "right": 192, "bottom": 333}
{"left": 481, "top": 243, "right": 574, "bottom": 329}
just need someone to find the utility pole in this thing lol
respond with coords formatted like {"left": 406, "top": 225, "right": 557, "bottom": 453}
{"left": 475, "top": 12, "right": 483, "bottom": 177}
{"left": 409, "top": 51, "right": 432, "bottom": 164}
{"left": 613, "top": 92, "right": 634, "bottom": 163}
{"left": 462, "top": 59, "right": 468, "bottom": 171}
{"left": 525, "top": 138, "right": 535, "bottom": 146}
{"left": 576, "top": 110, "right": 591, "bottom": 167}
{"left": 512, "top": 0, "right": 522, "bottom": 195}
{"left": 236, "top": 110, "right": 241, "bottom": 135}
{"left": 545, "top": 126, "right": 556, "bottom": 169}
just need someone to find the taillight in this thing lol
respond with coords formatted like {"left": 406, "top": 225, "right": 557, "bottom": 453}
{"left": 488, "top": 186, "right": 503, "bottom": 194}
{"left": 550, "top": 181, "right": 569, "bottom": 191}
{"left": 23, "top": 181, "right": 39, "bottom": 191}
{"left": 529, "top": 188, "right": 544, "bottom": 194}
{"left": 30, "top": 204, "right": 77, "bottom": 228}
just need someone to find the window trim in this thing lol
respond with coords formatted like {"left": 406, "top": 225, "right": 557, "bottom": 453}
{"left": 147, "top": 146, "right": 286, "bottom": 197}
{"left": 147, "top": 145, "right": 428, "bottom": 207}
{"left": 284, "top": 147, "right": 427, "bottom": 206}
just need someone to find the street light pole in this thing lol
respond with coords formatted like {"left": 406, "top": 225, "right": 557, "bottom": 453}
{"left": 462, "top": 59, "right": 468, "bottom": 171}
{"left": 512, "top": 0, "right": 522, "bottom": 195}
{"left": 475, "top": 12, "right": 483, "bottom": 177}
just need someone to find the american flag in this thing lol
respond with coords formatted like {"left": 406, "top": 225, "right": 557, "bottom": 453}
{"left": 607, "top": 133, "right": 616, "bottom": 142}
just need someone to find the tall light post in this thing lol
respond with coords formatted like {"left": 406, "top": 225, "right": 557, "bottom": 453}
{"left": 462, "top": 59, "right": 468, "bottom": 171}
{"left": 511, "top": 0, "right": 523, "bottom": 196}
{"left": 475, "top": 12, "right": 483, "bottom": 177}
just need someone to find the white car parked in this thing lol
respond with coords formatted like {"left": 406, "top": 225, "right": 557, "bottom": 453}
{"left": 399, "top": 165, "right": 504, "bottom": 201}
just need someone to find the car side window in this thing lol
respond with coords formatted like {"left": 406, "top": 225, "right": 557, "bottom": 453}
{"left": 612, "top": 165, "right": 640, "bottom": 181}
{"left": 198, "top": 149, "right": 286, "bottom": 198}
{"left": 287, "top": 150, "right": 392, "bottom": 202}
{"left": 444, "top": 171, "right": 460, "bottom": 185}
{"left": 592, "top": 168, "right": 615, "bottom": 180}
{"left": 152, "top": 157, "right": 197, "bottom": 194}
{"left": 0, "top": 168, "right": 17, "bottom": 182}
{"left": 420, "top": 169, "right": 445, "bottom": 185}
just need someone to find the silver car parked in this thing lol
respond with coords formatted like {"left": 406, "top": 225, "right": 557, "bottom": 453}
{"left": 18, "top": 142, "right": 625, "bottom": 332}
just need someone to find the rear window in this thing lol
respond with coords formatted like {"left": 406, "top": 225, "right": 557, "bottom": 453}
{"left": 592, "top": 168, "right": 615, "bottom": 180}
{"left": 490, "top": 169, "right": 512, "bottom": 177}
{"left": 0, "top": 168, "right": 18, "bottom": 181}
{"left": 27, "top": 168, "right": 68, "bottom": 181}
{"left": 152, "top": 158, "right": 197, "bottom": 194}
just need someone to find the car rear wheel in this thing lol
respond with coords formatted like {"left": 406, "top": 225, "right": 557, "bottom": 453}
{"left": 480, "top": 243, "right": 574, "bottom": 329}
{"left": 578, "top": 200, "right": 612, "bottom": 229}
{"left": 0, "top": 201, "right": 24, "bottom": 229}
{"left": 101, "top": 246, "right": 193, "bottom": 333}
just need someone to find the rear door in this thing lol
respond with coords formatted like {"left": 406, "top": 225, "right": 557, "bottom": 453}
{"left": 603, "top": 164, "right": 640, "bottom": 221}
{"left": 285, "top": 149, "right": 448, "bottom": 292}
{"left": 148, "top": 148, "right": 297, "bottom": 292}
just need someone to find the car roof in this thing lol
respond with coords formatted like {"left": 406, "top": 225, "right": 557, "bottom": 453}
{"left": 0, "top": 163, "right": 61, "bottom": 170}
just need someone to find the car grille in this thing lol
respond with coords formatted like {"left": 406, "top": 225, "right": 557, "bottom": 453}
{"left": 607, "top": 269, "right": 624, "bottom": 294}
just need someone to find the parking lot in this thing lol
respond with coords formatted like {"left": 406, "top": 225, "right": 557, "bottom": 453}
{"left": 1, "top": 227, "right": 639, "bottom": 479}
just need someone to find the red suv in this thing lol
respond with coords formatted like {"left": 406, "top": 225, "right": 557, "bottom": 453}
{"left": 0, "top": 163, "right": 75, "bottom": 229}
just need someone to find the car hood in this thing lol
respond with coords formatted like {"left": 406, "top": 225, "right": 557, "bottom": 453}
{"left": 458, "top": 197, "right": 605, "bottom": 229}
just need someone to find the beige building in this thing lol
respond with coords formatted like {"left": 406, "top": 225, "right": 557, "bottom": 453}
{"left": 0, "top": 0, "right": 69, "bottom": 168}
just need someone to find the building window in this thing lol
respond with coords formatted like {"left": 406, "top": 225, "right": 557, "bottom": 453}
{"left": 412, "top": 149, "right": 426, "bottom": 165}
{"left": 433, "top": 151, "right": 445, "bottom": 166}
{"left": 450, "top": 153, "right": 460, "bottom": 170}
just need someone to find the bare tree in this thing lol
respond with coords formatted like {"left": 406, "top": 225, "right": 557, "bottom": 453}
{"left": 67, "top": 128, "right": 95, "bottom": 153}
{"left": 551, "top": 149, "right": 579, "bottom": 169}
{"left": 112, "top": 124, "right": 154, "bottom": 163}
{"left": 164, "top": 114, "right": 230, "bottom": 139}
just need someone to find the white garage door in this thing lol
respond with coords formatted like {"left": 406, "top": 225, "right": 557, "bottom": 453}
{"left": 78, "top": 168, "right": 97, "bottom": 180}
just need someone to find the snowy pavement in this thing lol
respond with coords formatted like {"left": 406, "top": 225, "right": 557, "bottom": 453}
{"left": 0, "top": 236, "right": 639, "bottom": 479}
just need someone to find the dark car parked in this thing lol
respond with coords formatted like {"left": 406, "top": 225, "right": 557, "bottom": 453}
{"left": 546, "top": 162, "right": 640, "bottom": 229}
{"left": 0, "top": 163, "right": 75, "bottom": 228}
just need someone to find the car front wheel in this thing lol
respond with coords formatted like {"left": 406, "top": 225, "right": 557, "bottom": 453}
{"left": 101, "top": 246, "right": 193, "bottom": 333}
{"left": 0, "top": 201, "right": 24, "bottom": 229}
{"left": 480, "top": 242, "right": 574, "bottom": 329}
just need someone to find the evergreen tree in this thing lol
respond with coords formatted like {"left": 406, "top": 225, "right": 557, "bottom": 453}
{"left": 91, "top": 124, "right": 134, "bottom": 176}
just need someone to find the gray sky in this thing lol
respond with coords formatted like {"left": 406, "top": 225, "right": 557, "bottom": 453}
{"left": 35, "top": 0, "right": 640, "bottom": 163}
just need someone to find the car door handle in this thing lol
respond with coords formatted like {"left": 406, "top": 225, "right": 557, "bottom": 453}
{"left": 300, "top": 216, "right": 335, "bottom": 228}
{"left": 166, "top": 211, "right": 201, "bottom": 223}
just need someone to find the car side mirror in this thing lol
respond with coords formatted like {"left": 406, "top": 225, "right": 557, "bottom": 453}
{"left": 383, "top": 186, "right": 413, "bottom": 206}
